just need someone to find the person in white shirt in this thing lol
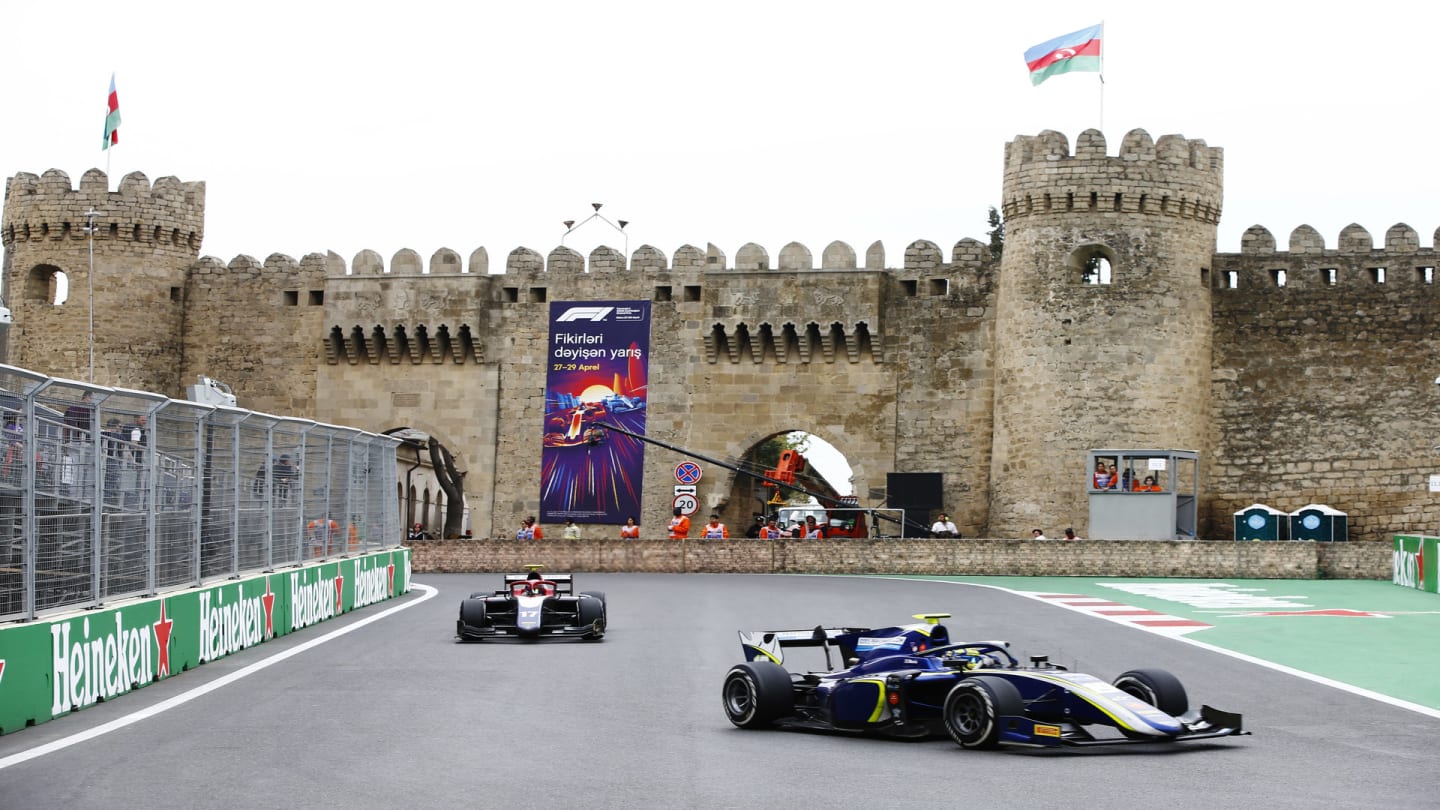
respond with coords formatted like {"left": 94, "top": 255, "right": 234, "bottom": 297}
{"left": 931, "top": 513, "right": 959, "bottom": 538}
{"left": 1030, "top": 528, "right": 1048, "bottom": 540}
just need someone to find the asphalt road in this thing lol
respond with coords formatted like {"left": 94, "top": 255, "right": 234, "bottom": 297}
{"left": 1, "top": 573, "right": 1434, "bottom": 810}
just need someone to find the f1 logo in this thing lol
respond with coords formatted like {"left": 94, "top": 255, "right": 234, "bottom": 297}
{"left": 556, "top": 307, "right": 614, "bottom": 322}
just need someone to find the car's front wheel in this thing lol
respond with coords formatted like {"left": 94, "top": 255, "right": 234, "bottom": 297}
{"left": 1113, "top": 668, "right": 1188, "bottom": 717}
{"left": 577, "top": 592, "right": 607, "bottom": 639}
{"left": 943, "top": 676, "right": 1025, "bottom": 749}
{"left": 457, "top": 599, "right": 488, "bottom": 640}
{"left": 722, "top": 662, "right": 794, "bottom": 728}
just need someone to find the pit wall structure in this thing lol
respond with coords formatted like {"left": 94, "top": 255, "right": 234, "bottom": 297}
{"left": 407, "top": 538, "right": 1388, "bottom": 580}
{"left": 0, "top": 548, "right": 411, "bottom": 735}
{"left": 6, "top": 128, "right": 1440, "bottom": 546}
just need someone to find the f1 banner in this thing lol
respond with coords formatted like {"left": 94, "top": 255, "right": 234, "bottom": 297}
{"left": 541, "top": 301, "right": 651, "bottom": 524}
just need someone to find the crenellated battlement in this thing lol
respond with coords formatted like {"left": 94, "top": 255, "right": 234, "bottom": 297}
{"left": 1001, "top": 128, "right": 1224, "bottom": 225}
{"left": 315, "top": 238, "right": 990, "bottom": 277}
{"left": 1234, "top": 223, "right": 1439, "bottom": 255}
{"left": 2, "top": 168, "right": 205, "bottom": 255}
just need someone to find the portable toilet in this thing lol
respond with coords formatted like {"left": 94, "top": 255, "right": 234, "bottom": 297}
{"left": 1289, "top": 503, "right": 1348, "bottom": 542}
{"left": 1234, "top": 503, "right": 1286, "bottom": 541}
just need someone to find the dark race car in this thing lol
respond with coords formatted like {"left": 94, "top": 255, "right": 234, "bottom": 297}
{"left": 456, "top": 566, "right": 606, "bottom": 641}
{"left": 722, "top": 613, "right": 1245, "bottom": 749}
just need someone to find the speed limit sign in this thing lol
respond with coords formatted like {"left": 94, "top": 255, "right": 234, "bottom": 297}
{"left": 672, "top": 493, "right": 699, "bottom": 515}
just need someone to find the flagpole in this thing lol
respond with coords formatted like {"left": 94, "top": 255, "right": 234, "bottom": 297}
{"left": 1098, "top": 20, "right": 1105, "bottom": 134}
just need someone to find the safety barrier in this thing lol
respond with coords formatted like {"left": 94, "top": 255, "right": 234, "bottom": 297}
{"left": 0, "top": 365, "right": 402, "bottom": 622}
{"left": 0, "top": 547, "right": 411, "bottom": 735}
{"left": 1393, "top": 535, "right": 1437, "bottom": 593}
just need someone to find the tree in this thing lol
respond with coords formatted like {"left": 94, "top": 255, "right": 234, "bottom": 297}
{"left": 427, "top": 437, "right": 467, "bottom": 538}
{"left": 987, "top": 206, "right": 1005, "bottom": 261}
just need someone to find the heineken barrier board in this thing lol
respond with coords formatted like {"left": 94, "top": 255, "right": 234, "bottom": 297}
{"left": 0, "top": 547, "right": 411, "bottom": 735}
{"left": 1393, "top": 535, "right": 1437, "bottom": 594}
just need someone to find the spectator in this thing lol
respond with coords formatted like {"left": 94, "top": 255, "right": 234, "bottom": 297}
{"left": 1030, "top": 528, "right": 1048, "bottom": 540}
{"left": 1092, "top": 460, "right": 1113, "bottom": 490}
{"left": 701, "top": 513, "right": 729, "bottom": 539}
{"left": 620, "top": 516, "right": 640, "bottom": 539}
{"left": 759, "top": 517, "right": 784, "bottom": 539}
{"left": 745, "top": 515, "right": 764, "bottom": 539}
{"left": 102, "top": 418, "right": 124, "bottom": 501}
{"left": 563, "top": 519, "right": 581, "bottom": 540}
{"left": 804, "top": 515, "right": 825, "bottom": 539}
{"left": 931, "top": 513, "right": 959, "bottom": 538}
{"left": 308, "top": 517, "right": 339, "bottom": 557}
{"left": 1062, "top": 527, "right": 1081, "bottom": 541}
{"left": 1135, "top": 475, "right": 1163, "bottom": 492}
{"left": 667, "top": 507, "right": 691, "bottom": 539}
{"left": 128, "top": 414, "right": 148, "bottom": 464}
{"left": 516, "top": 516, "right": 543, "bottom": 540}
{"left": 64, "top": 392, "right": 94, "bottom": 443}
{"left": 408, "top": 523, "right": 426, "bottom": 541}
{"left": 272, "top": 454, "right": 297, "bottom": 501}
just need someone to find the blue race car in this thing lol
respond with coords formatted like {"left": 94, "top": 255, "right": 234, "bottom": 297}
{"left": 721, "top": 613, "right": 1246, "bottom": 749}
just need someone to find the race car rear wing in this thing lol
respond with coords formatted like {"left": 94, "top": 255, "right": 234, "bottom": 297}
{"left": 501, "top": 573, "right": 574, "bottom": 595}
{"left": 739, "top": 626, "right": 867, "bottom": 667}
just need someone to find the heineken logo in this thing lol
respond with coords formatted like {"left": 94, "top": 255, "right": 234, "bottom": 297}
{"left": 291, "top": 571, "right": 341, "bottom": 631}
{"left": 353, "top": 561, "right": 395, "bottom": 610}
{"left": 1394, "top": 547, "right": 1424, "bottom": 589}
{"left": 198, "top": 580, "right": 277, "bottom": 663}
{"left": 51, "top": 606, "right": 167, "bottom": 715}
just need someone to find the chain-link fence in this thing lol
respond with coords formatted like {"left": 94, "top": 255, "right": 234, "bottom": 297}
{"left": 0, "top": 366, "right": 402, "bottom": 621}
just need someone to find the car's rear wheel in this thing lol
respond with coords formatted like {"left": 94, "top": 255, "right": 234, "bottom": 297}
{"left": 943, "top": 676, "right": 1024, "bottom": 749}
{"left": 722, "top": 662, "right": 794, "bottom": 728}
{"left": 577, "top": 592, "right": 606, "bottom": 639}
{"left": 457, "top": 599, "right": 488, "bottom": 640}
{"left": 1113, "top": 668, "right": 1188, "bottom": 717}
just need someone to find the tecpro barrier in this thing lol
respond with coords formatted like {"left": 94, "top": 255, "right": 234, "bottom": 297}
{"left": 0, "top": 547, "right": 411, "bottom": 735}
{"left": 1393, "top": 535, "right": 1437, "bottom": 593}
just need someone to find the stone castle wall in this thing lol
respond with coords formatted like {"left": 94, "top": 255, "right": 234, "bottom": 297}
{"left": 6, "top": 129, "right": 1440, "bottom": 547}
{"left": 1208, "top": 224, "right": 1440, "bottom": 541}
{"left": 407, "top": 537, "right": 1389, "bottom": 579}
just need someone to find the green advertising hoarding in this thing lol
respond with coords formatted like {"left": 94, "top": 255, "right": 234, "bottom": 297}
{"left": 1393, "top": 535, "right": 1437, "bottom": 594}
{"left": 0, "top": 547, "right": 411, "bottom": 735}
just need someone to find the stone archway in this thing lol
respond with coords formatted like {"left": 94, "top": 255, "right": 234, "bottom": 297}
{"left": 714, "top": 429, "right": 859, "bottom": 535}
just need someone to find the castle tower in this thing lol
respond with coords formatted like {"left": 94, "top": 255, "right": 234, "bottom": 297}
{"left": 989, "top": 129, "right": 1223, "bottom": 537}
{"left": 2, "top": 169, "right": 204, "bottom": 392}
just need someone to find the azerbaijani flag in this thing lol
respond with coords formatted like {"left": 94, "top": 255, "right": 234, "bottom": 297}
{"left": 1024, "top": 24, "right": 1103, "bottom": 86}
{"left": 102, "top": 73, "right": 121, "bottom": 150}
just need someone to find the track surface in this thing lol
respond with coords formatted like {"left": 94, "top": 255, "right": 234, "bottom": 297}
{"left": 1, "top": 574, "right": 1434, "bottom": 809}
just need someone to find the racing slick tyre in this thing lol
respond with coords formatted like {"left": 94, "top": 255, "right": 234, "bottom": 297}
{"left": 1113, "top": 668, "right": 1189, "bottom": 717}
{"left": 722, "top": 661, "right": 794, "bottom": 729}
{"left": 577, "top": 592, "right": 607, "bottom": 639}
{"left": 943, "top": 676, "right": 1025, "bottom": 750}
{"left": 457, "top": 599, "right": 488, "bottom": 640}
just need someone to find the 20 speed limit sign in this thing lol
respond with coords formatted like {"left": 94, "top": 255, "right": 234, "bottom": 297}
{"left": 672, "top": 493, "right": 699, "bottom": 515}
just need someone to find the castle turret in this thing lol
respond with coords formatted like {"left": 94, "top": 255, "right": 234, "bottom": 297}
{"left": 2, "top": 169, "right": 204, "bottom": 391}
{"left": 989, "top": 129, "right": 1223, "bottom": 537}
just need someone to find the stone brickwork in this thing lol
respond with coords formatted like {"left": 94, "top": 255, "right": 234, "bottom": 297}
{"left": 407, "top": 538, "right": 1390, "bottom": 579}
{"left": 1208, "top": 224, "right": 1440, "bottom": 540}
{"left": 5, "top": 127, "right": 1440, "bottom": 549}
{"left": 990, "top": 130, "right": 1222, "bottom": 538}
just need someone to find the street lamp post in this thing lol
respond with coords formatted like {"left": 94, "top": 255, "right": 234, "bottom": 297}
{"left": 560, "top": 203, "right": 630, "bottom": 262}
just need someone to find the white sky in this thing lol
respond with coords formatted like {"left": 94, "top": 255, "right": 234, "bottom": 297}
{"left": 6, "top": 2, "right": 1438, "bottom": 272}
